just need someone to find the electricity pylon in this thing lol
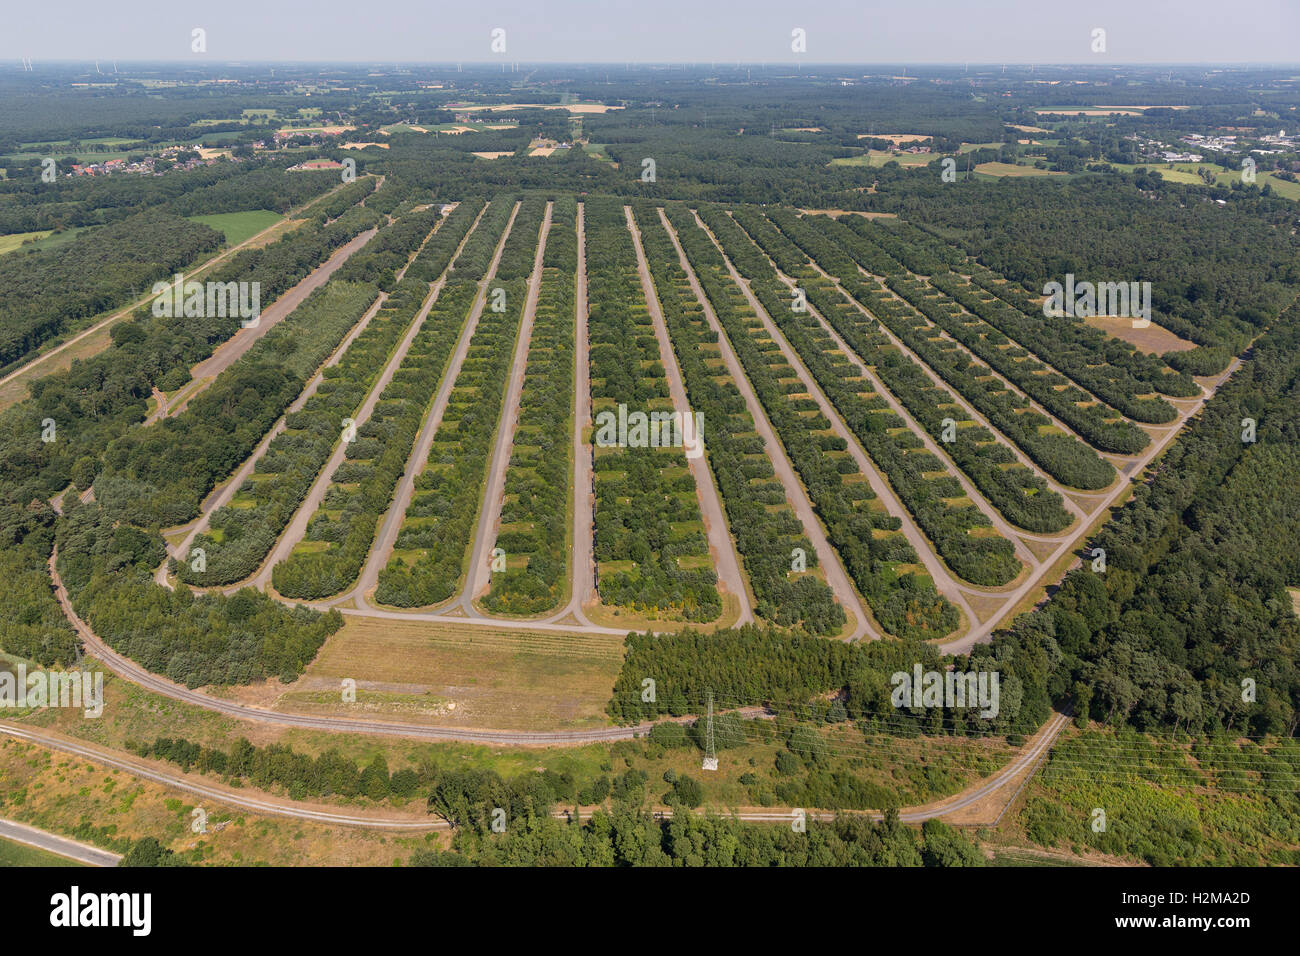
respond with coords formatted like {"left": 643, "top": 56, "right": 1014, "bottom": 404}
{"left": 702, "top": 690, "right": 718, "bottom": 771}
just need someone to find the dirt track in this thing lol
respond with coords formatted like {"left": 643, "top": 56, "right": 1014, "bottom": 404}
{"left": 0, "top": 179, "right": 365, "bottom": 411}
{"left": 1, "top": 710, "right": 1071, "bottom": 836}
{"left": 153, "top": 209, "right": 452, "bottom": 592}
{"left": 155, "top": 292, "right": 390, "bottom": 588}
{"left": 244, "top": 267, "right": 442, "bottom": 593}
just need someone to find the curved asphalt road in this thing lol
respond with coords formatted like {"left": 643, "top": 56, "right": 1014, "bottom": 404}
{"left": 0, "top": 709, "right": 1071, "bottom": 840}
{"left": 54, "top": 547, "right": 643, "bottom": 745}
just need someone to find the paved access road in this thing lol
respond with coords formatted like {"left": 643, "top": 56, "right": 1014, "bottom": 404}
{"left": 54, "top": 547, "right": 644, "bottom": 745}
{"left": 0, "top": 815, "right": 121, "bottom": 866}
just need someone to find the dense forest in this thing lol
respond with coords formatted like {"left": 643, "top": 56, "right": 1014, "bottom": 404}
{"left": 726, "top": 205, "right": 1022, "bottom": 588}
{"left": 0, "top": 211, "right": 223, "bottom": 371}
{"left": 413, "top": 809, "right": 982, "bottom": 867}
{"left": 759, "top": 210, "right": 1077, "bottom": 534}
{"left": 610, "top": 297, "right": 1300, "bottom": 739}
{"left": 869, "top": 177, "right": 1299, "bottom": 374}
{"left": 0, "top": 197, "right": 381, "bottom": 521}
{"left": 0, "top": 66, "right": 1296, "bottom": 744}
{"left": 0, "top": 182, "right": 386, "bottom": 682}
{"left": 271, "top": 212, "right": 493, "bottom": 600}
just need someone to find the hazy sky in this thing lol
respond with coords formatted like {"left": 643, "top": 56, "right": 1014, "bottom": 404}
{"left": 4, "top": 0, "right": 1298, "bottom": 64}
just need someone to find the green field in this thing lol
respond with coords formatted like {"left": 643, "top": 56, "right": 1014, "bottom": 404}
{"left": 974, "top": 161, "right": 1067, "bottom": 177}
{"left": 0, "top": 149, "right": 136, "bottom": 164}
{"left": 187, "top": 210, "right": 284, "bottom": 246}
{"left": 17, "top": 136, "right": 138, "bottom": 150}
{"left": 832, "top": 150, "right": 934, "bottom": 168}
{"left": 17, "top": 226, "right": 98, "bottom": 253}
{"left": 582, "top": 143, "right": 615, "bottom": 165}
{"left": 1108, "top": 162, "right": 1300, "bottom": 199}
{"left": 0, "top": 835, "right": 86, "bottom": 867}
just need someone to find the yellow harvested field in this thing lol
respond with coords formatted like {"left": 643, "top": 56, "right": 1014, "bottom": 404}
{"left": 801, "top": 209, "right": 898, "bottom": 219}
{"left": 1033, "top": 108, "right": 1141, "bottom": 116}
{"left": 276, "top": 125, "right": 355, "bottom": 136}
{"left": 529, "top": 146, "right": 556, "bottom": 156}
{"left": 341, "top": 142, "right": 389, "bottom": 149}
{"left": 1083, "top": 315, "right": 1197, "bottom": 354}
{"left": 0, "top": 230, "right": 52, "bottom": 255}
{"left": 857, "top": 133, "right": 931, "bottom": 143}
{"left": 472, "top": 151, "right": 514, "bottom": 159}
{"left": 1030, "top": 107, "right": 1188, "bottom": 117}
{"left": 1007, "top": 124, "right": 1050, "bottom": 134}
{"left": 461, "top": 103, "right": 622, "bottom": 114}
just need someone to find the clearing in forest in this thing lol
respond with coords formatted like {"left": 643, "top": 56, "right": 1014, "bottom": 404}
{"left": 1083, "top": 315, "right": 1198, "bottom": 355}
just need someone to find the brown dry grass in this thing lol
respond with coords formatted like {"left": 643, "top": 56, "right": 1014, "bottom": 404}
{"left": 800, "top": 209, "right": 898, "bottom": 219}
{"left": 0, "top": 738, "right": 442, "bottom": 865}
{"left": 1083, "top": 315, "right": 1196, "bottom": 354}
{"left": 856, "top": 133, "right": 930, "bottom": 143}
{"left": 296, "top": 617, "right": 625, "bottom": 731}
